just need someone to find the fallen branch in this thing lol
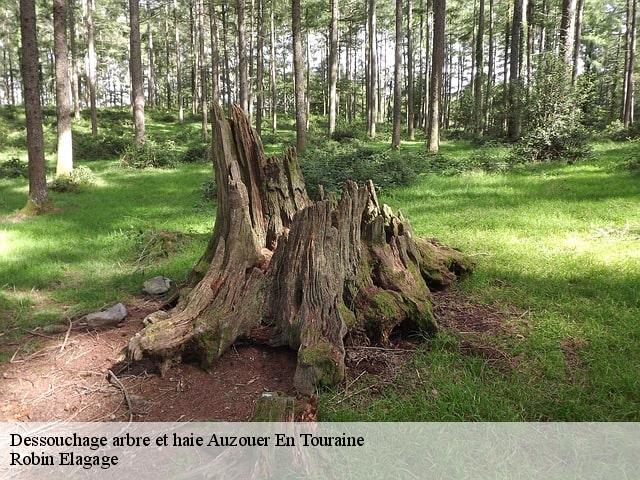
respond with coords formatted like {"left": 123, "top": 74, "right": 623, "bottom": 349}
{"left": 107, "top": 369, "right": 133, "bottom": 422}
{"left": 59, "top": 319, "right": 73, "bottom": 353}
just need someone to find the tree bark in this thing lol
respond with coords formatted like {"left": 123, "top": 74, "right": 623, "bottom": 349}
{"left": 328, "top": 0, "right": 339, "bottom": 136}
{"left": 292, "top": 0, "right": 306, "bottom": 152}
{"left": 54, "top": 0, "right": 74, "bottom": 177}
{"left": 237, "top": 0, "right": 249, "bottom": 112}
{"left": 124, "top": 105, "right": 472, "bottom": 394}
{"left": 130, "top": 0, "right": 146, "bottom": 145}
{"left": 209, "top": 0, "right": 220, "bottom": 105}
{"left": 427, "top": 0, "right": 444, "bottom": 152}
{"left": 84, "top": 0, "right": 97, "bottom": 135}
{"left": 391, "top": 0, "right": 403, "bottom": 148}
{"left": 19, "top": 0, "right": 50, "bottom": 212}
{"left": 559, "top": 0, "right": 577, "bottom": 66}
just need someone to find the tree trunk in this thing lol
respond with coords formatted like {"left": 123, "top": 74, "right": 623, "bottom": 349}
{"left": 124, "top": 105, "right": 472, "bottom": 394}
{"left": 221, "top": 3, "right": 231, "bottom": 106}
{"left": 19, "top": 0, "right": 50, "bottom": 212}
{"left": 427, "top": 0, "right": 444, "bottom": 152}
{"left": 209, "top": 0, "right": 220, "bottom": 105}
{"left": 84, "top": 0, "right": 97, "bottom": 135}
{"left": 507, "top": 0, "right": 522, "bottom": 141}
{"left": 197, "top": 0, "right": 208, "bottom": 140}
{"left": 623, "top": 0, "right": 637, "bottom": 127}
{"left": 559, "top": 0, "right": 577, "bottom": 66}
{"left": 269, "top": 0, "right": 277, "bottom": 133}
{"left": 473, "top": 0, "right": 484, "bottom": 135}
{"left": 484, "top": 0, "right": 493, "bottom": 133}
{"left": 292, "top": 0, "right": 306, "bottom": 152}
{"left": 130, "top": 0, "right": 146, "bottom": 145}
{"left": 237, "top": 0, "right": 249, "bottom": 112}
{"left": 146, "top": 0, "right": 155, "bottom": 108}
{"left": 174, "top": 0, "right": 183, "bottom": 122}
{"left": 69, "top": 0, "right": 80, "bottom": 120}
{"left": 367, "top": 0, "right": 377, "bottom": 138}
{"left": 407, "top": 0, "right": 415, "bottom": 140}
{"left": 54, "top": 0, "right": 74, "bottom": 177}
{"left": 571, "top": 0, "right": 584, "bottom": 86}
{"left": 328, "top": 0, "right": 339, "bottom": 136}
{"left": 255, "top": 0, "right": 264, "bottom": 134}
{"left": 391, "top": 0, "right": 403, "bottom": 148}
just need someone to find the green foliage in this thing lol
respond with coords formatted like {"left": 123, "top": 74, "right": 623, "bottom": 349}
{"left": 201, "top": 179, "right": 217, "bottom": 201}
{"left": 74, "top": 131, "right": 130, "bottom": 160}
{"left": 49, "top": 166, "right": 97, "bottom": 192}
{"left": 0, "top": 157, "right": 28, "bottom": 179}
{"left": 120, "top": 140, "right": 181, "bottom": 169}
{"left": 517, "top": 55, "right": 591, "bottom": 162}
{"left": 182, "top": 142, "right": 209, "bottom": 163}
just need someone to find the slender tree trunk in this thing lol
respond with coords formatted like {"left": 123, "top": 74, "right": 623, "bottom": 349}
{"left": 484, "top": 0, "right": 493, "bottom": 132}
{"left": 197, "top": 0, "right": 208, "bottom": 139}
{"left": 270, "top": 0, "right": 277, "bottom": 132}
{"left": 507, "top": 0, "right": 523, "bottom": 141}
{"left": 571, "top": 0, "right": 584, "bottom": 86}
{"left": 221, "top": 3, "right": 231, "bottom": 106}
{"left": 256, "top": 0, "right": 264, "bottom": 134}
{"left": 54, "top": 0, "right": 73, "bottom": 176}
{"left": 292, "top": 0, "right": 306, "bottom": 151}
{"left": 146, "top": 0, "right": 155, "bottom": 108}
{"left": 189, "top": 1, "right": 198, "bottom": 115}
{"left": 367, "top": 0, "right": 377, "bottom": 138}
{"left": 19, "top": 0, "right": 49, "bottom": 211}
{"left": 130, "top": 0, "right": 146, "bottom": 145}
{"left": 473, "top": 0, "right": 484, "bottom": 134}
{"left": 174, "top": 0, "right": 183, "bottom": 121}
{"left": 237, "top": 0, "right": 249, "bottom": 112}
{"left": 623, "top": 0, "right": 637, "bottom": 126}
{"left": 328, "top": 0, "right": 339, "bottom": 136}
{"left": 502, "top": 4, "right": 510, "bottom": 133}
{"left": 209, "top": 0, "right": 220, "bottom": 105}
{"left": 69, "top": 0, "right": 80, "bottom": 119}
{"left": 85, "top": 0, "right": 97, "bottom": 135}
{"left": 423, "top": 0, "right": 431, "bottom": 133}
{"left": 407, "top": 0, "right": 415, "bottom": 139}
{"left": 427, "top": 0, "right": 444, "bottom": 152}
{"left": 164, "top": 6, "right": 170, "bottom": 108}
{"left": 391, "top": 0, "right": 403, "bottom": 148}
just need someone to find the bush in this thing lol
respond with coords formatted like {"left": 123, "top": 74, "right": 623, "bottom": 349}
{"left": 74, "top": 132, "right": 130, "bottom": 160}
{"left": 0, "top": 157, "right": 28, "bottom": 178}
{"left": 120, "top": 140, "right": 180, "bottom": 168}
{"left": 603, "top": 120, "right": 640, "bottom": 141}
{"left": 201, "top": 179, "right": 217, "bottom": 201}
{"left": 49, "top": 166, "right": 97, "bottom": 192}
{"left": 513, "top": 122, "right": 590, "bottom": 162}
{"left": 182, "top": 142, "right": 209, "bottom": 163}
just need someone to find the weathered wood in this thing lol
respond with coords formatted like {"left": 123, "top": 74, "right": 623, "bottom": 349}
{"left": 125, "top": 105, "right": 473, "bottom": 394}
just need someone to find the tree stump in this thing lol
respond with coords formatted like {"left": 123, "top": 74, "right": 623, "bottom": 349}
{"left": 125, "top": 105, "right": 473, "bottom": 394}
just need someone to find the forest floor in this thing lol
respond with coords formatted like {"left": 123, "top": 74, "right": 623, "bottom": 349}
{"left": 1, "top": 108, "right": 639, "bottom": 421}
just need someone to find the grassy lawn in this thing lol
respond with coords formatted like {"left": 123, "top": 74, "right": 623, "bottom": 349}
{"left": 1, "top": 110, "right": 639, "bottom": 420}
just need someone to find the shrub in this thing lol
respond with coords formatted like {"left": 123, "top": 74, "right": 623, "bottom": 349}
{"left": 0, "top": 157, "right": 28, "bottom": 178}
{"left": 74, "top": 132, "right": 130, "bottom": 160}
{"left": 182, "top": 142, "right": 209, "bottom": 163}
{"left": 513, "top": 122, "right": 590, "bottom": 162}
{"left": 49, "top": 166, "right": 97, "bottom": 192}
{"left": 201, "top": 179, "right": 217, "bottom": 201}
{"left": 120, "top": 140, "right": 180, "bottom": 168}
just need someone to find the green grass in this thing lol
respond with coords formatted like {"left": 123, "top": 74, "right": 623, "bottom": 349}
{"left": 1, "top": 108, "right": 639, "bottom": 420}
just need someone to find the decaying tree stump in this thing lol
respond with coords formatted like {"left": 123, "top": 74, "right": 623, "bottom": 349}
{"left": 125, "top": 105, "right": 473, "bottom": 394}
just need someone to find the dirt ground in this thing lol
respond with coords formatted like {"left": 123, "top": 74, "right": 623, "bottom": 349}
{"left": 0, "top": 291, "right": 517, "bottom": 422}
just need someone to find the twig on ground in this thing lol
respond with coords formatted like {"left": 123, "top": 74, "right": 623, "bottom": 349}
{"left": 107, "top": 369, "right": 133, "bottom": 422}
{"left": 9, "top": 346, "right": 22, "bottom": 363}
{"left": 59, "top": 319, "right": 73, "bottom": 353}
{"left": 346, "top": 346, "right": 415, "bottom": 353}
{"left": 24, "top": 329, "right": 59, "bottom": 339}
